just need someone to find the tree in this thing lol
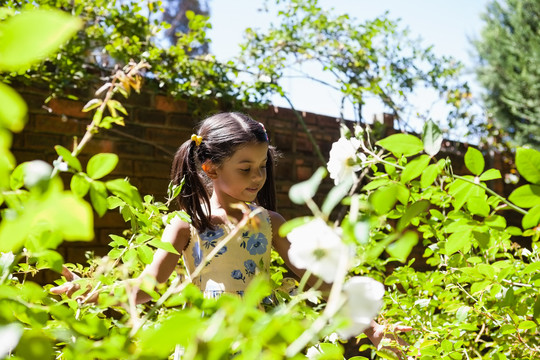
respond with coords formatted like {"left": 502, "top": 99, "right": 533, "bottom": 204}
{"left": 474, "top": 0, "right": 540, "bottom": 149}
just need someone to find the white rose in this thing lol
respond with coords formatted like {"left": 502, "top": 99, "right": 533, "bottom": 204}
{"left": 287, "top": 219, "right": 352, "bottom": 283}
{"left": 337, "top": 276, "right": 385, "bottom": 339}
{"left": 327, "top": 137, "right": 365, "bottom": 185}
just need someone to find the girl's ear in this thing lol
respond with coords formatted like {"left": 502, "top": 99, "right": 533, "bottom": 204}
{"left": 202, "top": 160, "right": 218, "bottom": 179}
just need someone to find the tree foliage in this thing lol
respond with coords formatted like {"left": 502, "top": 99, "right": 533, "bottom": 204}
{"left": 474, "top": 0, "right": 540, "bottom": 149}
{"left": 236, "top": 0, "right": 474, "bottom": 134}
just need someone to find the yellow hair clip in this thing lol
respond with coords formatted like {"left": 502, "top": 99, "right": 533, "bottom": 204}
{"left": 191, "top": 134, "right": 203, "bottom": 146}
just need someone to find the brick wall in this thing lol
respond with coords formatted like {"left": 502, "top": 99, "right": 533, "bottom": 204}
{"left": 12, "top": 86, "right": 342, "bottom": 266}
{"left": 12, "top": 86, "right": 522, "bottom": 276}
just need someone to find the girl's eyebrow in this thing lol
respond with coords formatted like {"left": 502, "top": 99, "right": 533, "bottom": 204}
{"left": 237, "top": 158, "right": 267, "bottom": 164}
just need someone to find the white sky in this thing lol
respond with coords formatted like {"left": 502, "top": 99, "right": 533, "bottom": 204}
{"left": 206, "top": 0, "right": 490, "bottom": 131}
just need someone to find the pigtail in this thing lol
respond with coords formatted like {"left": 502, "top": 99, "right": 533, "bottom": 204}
{"left": 171, "top": 140, "right": 212, "bottom": 231}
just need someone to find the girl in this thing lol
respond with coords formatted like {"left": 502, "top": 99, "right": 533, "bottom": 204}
{"left": 52, "top": 112, "right": 409, "bottom": 350}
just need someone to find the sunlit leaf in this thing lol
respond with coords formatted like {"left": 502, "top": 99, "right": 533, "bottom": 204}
{"left": 55, "top": 145, "right": 81, "bottom": 172}
{"left": 0, "top": 9, "right": 82, "bottom": 72}
{"left": 464, "top": 147, "right": 484, "bottom": 175}
{"left": 508, "top": 184, "right": 540, "bottom": 208}
{"left": 87, "top": 153, "right": 118, "bottom": 180}
{"left": 376, "top": 134, "right": 424, "bottom": 157}
{"left": 401, "top": 154, "right": 430, "bottom": 184}
{"left": 0, "top": 83, "right": 27, "bottom": 133}
{"left": 516, "top": 147, "right": 540, "bottom": 184}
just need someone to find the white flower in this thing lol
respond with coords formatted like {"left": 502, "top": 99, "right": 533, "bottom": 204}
{"left": 337, "top": 276, "right": 385, "bottom": 339}
{"left": 287, "top": 219, "right": 351, "bottom": 283}
{"left": 0, "top": 323, "right": 23, "bottom": 358}
{"left": 24, "top": 160, "right": 52, "bottom": 188}
{"left": 327, "top": 137, "right": 365, "bottom": 185}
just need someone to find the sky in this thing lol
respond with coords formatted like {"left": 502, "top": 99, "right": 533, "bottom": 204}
{"left": 206, "top": 0, "right": 491, "bottom": 131}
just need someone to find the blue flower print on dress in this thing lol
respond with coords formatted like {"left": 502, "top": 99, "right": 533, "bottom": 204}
{"left": 231, "top": 269, "right": 245, "bottom": 282}
{"left": 246, "top": 232, "right": 268, "bottom": 255}
{"left": 244, "top": 259, "right": 256, "bottom": 275}
{"left": 215, "top": 246, "right": 227, "bottom": 257}
{"left": 200, "top": 227, "right": 225, "bottom": 249}
{"left": 192, "top": 242, "right": 202, "bottom": 267}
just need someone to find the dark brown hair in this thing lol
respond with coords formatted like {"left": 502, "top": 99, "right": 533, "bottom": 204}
{"left": 170, "top": 112, "right": 277, "bottom": 231}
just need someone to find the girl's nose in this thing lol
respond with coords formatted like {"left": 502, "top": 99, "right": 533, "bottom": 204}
{"left": 252, "top": 168, "right": 264, "bottom": 180}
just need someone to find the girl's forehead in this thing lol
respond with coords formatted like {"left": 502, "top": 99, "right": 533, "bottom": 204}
{"left": 229, "top": 142, "right": 268, "bottom": 162}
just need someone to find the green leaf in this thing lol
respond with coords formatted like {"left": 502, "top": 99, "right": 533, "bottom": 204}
{"left": 137, "top": 245, "right": 154, "bottom": 264}
{"left": 445, "top": 229, "right": 472, "bottom": 255}
{"left": 485, "top": 215, "right": 506, "bottom": 229}
{"left": 401, "top": 155, "right": 430, "bottom": 184}
{"left": 370, "top": 184, "right": 399, "bottom": 215}
{"left": 0, "top": 9, "right": 82, "bottom": 72}
{"left": 55, "top": 145, "right": 82, "bottom": 172}
{"left": 90, "top": 181, "right": 108, "bottom": 216}
{"left": 0, "top": 83, "right": 27, "bottom": 132}
{"left": 467, "top": 195, "right": 490, "bottom": 217}
{"left": 386, "top": 231, "right": 418, "bottom": 263}
{"left": 289, "top": 167, "right": 326, "bottom": 204}
{"left": 376, "top": 134, "right": 424, "bottom": 157}
{"left": 517, "top": 320, "right": 537, "bottom": 331}
{"left": 422, "top": 120, "right": 443, "bottom": 157}
{"left": 106, "top": 178, "right": 143, "bottom": 210}
{"left": 53, "top": 193, "right": 94, "bottom": 241}
{"left": 516, "top": 148, "right": 540, "bottom": 184}
{"left": 70, "top": 173, "right": 90, "bottom": 197}
{"left": 397, "top": 199, "right": 430, "bottom": 231}
{"left": 87, "top": 153, "right": 118, "bottom": 179}
{"left": 522, "top": 204, "right": 540, "bottom": 229}
{"left": 479, "top": 168, "right": 501, "bottom": 181}
{"left": 420, "top": 163, "right": 440, "bottom": 188}
{"left": 508, "top": 184, "right": 540, "bottom": 208}
{"left": 448, "top": 177, "right": 483, "bottom": 211}
{"left": 464, "top": 147, "right": 484, "bottom": 175}
{"left": 534, "top": 297, "right": 540, "bottom": 320}
{"left": 322, "top": 176, "right": 353, "bottom": 216}
{"left": 149, "top": 239, "right": 180, "bottom": 255}
{"left": 10, "top": 162, "right": 25, "bottom": 190}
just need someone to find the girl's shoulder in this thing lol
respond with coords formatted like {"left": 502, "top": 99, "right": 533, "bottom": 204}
{"left": 265, "top": 209, "right": 286, "bottom": 231}
{"left": 163, "top": 214, "right": 192, "bottom": 252}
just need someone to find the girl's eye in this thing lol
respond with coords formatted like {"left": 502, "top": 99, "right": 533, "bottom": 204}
{"left": 240, "top": 168, "right": 250, "bottom": 172}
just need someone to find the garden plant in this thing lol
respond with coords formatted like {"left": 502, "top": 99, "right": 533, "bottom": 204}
{"left": 1, "top": 4, "right": 539, "bottom": 360}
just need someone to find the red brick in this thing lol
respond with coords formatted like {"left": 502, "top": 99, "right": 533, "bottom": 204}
{"left": 134, "top": 159, "right": 171, "bottom": 178}
{"left": 48, "top": 98, "right": 89, "bottom": 119}
{"left": 34, "top": 114, "right": 80, "bottom": 134}
{"left": 24, "top": 133, "right": 63, "bottom": 150}
{"left": 296, "top": 165, "right": 313, "bottom": 182}
{"left": 146, "top": 128, "right": 190, "bottom": 148}
{"left": 136, "top": 109, "right": 166, "bottom": 125}
{"left": 155, "top": 95, "right": 188, "bottom": 113}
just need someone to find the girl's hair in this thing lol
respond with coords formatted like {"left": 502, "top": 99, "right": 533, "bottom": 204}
{"left": 171, "top": 112, "right": 277, "bottom": 231}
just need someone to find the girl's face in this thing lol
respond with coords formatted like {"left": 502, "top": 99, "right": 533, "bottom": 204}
{"left": 210, "top": 142, "right": 269, "bottom": 204}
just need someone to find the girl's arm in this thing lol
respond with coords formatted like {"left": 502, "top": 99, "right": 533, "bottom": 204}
{"left": 131, "top": 216, "right": 190, "bottom": 303}
{"left": 51, "top": 216, "right": 190, "bottom": 305}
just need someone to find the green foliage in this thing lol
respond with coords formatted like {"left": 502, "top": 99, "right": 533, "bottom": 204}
{"left": 1, "top": 2, "right": 540, "bottom": 360}
{"left": 474, "top": 0, "right": 540, "bottom": 149}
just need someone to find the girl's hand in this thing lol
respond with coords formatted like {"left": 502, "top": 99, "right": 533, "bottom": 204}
{"left": 365, "top": 321, "right": 415, "bottom": 359}
{"left": 50, "top": 265, "right": 81, "bottom": 297}
{"left": 50, "top": 266, "right": 98, "bottom": 303}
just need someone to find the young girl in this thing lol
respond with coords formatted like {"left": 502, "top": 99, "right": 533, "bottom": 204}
{"left": 52, "top": 112, "right": 409, "bottom": 350}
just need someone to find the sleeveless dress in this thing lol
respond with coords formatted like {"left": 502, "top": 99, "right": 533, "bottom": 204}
{"left": 183, "top": 205, "right": 273, "bottom": 298}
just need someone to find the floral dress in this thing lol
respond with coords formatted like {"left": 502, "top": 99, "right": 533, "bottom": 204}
{"left": 183, "top": 205, "right": 273, "bottom": 298}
